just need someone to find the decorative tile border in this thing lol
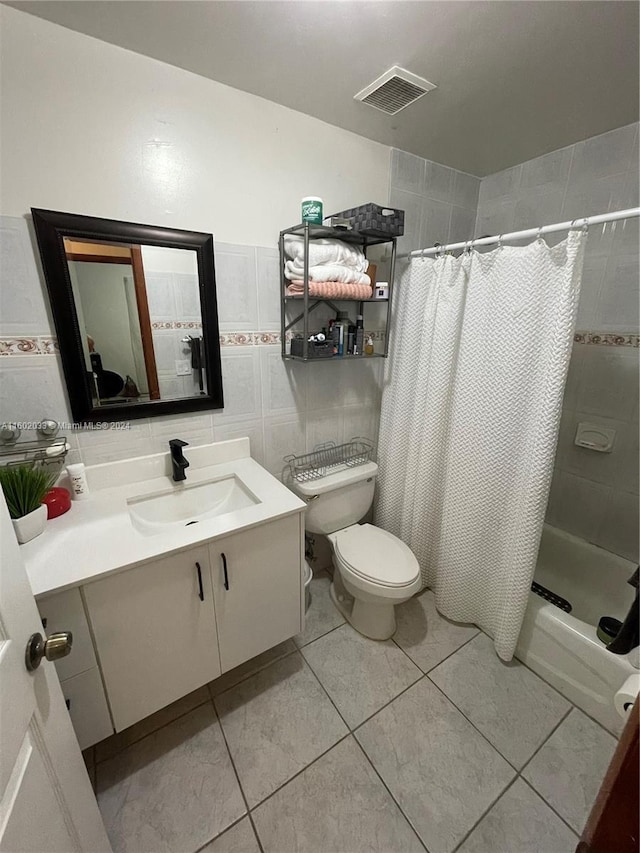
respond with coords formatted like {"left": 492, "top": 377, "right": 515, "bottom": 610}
{"left": 0, "top": 332, "right": 288, "bottom": 354}
{"left": 220, "top": 332, "right": 282, "bottom": 346}
{"left": 151, "top": 321, "right": 203, "bottom": 330}
{"left": 574, "top": 331, "right": 639, "bottom": 347}
{"left": 0, "top": 337, "right": 58, "bottom": 356}
{"left": 5, "top": 328, "right": 632, "bottom": 357}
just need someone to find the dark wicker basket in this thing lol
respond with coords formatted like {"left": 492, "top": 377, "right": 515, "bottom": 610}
{"left": 290, "top": 337, "right": 334, "bottom": 358}
{"left": 329, "top": 203, "right": 404, "bottom": 238}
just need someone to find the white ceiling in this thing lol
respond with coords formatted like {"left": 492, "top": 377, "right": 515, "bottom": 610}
{"left": 6, "top": 0, "right": 639, "bottom": 176}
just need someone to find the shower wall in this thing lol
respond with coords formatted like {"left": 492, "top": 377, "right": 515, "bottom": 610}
{"left": 476, "top": 123, "right": 639, "bottom": 561}
{"left": 389, "top": 149, "right": 480, "bottom": 259}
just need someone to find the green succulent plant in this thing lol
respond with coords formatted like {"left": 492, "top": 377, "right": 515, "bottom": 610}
{"left": 0, "top": 464, "right": 56, "bottom": 520}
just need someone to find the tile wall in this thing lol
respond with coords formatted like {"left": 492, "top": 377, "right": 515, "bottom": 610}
{"left": 144, "top": 268, "right": 203, "bottom": 400}
{"left": 0, "top": 219, "right": 383, "bottom": 478}
{"left": 389, "top": 149, "right": 481, "bottom": 259}
{"left": 475, "top": 123, "right": 640, "bottom": 560}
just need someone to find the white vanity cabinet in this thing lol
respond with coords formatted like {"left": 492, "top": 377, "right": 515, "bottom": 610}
{"left": 83, "top": 545, "right": 221, "bottom": 732}
{"left": 210, "top": 515, "right": 303, "bottom": 672}
{"left": 36, "top": 588, "right": 113, "bottom": 750}
{"left": 26, "top": 441, "right": 307, "bottom": 752}
{"left": 34, "top": 508, "right": 304, "bottom": 744}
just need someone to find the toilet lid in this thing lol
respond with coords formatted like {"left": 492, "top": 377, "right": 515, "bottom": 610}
{"left": 334, "top": 524, "right": 419, "bottom": 588}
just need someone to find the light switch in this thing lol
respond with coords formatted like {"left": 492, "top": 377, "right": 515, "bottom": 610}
{"left": 574, "top": 422, "right": 616, "bottom": 453}
{"left": 175, "top": 359, "right": 192, "bottom": 376}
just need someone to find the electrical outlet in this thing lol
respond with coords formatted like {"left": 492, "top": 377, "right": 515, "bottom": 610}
{"left": 175, "top": 359, "right": 192, "bottom": 376}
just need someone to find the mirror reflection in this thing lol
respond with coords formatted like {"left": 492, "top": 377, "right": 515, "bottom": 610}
{"left": 63, "top": 239, "right": 205, "bottom": 406}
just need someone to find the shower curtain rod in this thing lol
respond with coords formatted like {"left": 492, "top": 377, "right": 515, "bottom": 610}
{"left": 408, "top": 206, "right": 640, "bottom": 258}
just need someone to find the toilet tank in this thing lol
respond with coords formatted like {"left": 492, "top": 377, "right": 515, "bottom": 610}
{"left": 288, "top": 462, "right": 377, "bottom": 534}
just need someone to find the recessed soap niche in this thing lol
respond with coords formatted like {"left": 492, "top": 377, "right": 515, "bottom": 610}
{"left": 574, "top": 422, "right": 616, "bottom": 453}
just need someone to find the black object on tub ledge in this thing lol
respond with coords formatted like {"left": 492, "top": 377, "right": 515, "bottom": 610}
{"left": 606, "top": 567, "right": 639, "bottom": 655}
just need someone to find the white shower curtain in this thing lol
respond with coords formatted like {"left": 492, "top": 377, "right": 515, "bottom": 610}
{"left": 376, "top": 232, "right": 585, "bottom": 660}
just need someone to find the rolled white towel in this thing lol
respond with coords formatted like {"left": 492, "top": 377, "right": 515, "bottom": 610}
{"left": 284, "top": 234, "right": 368, "bottom": 272}
{"left": 284, "top": 261, "right": 371, "bottom": 285}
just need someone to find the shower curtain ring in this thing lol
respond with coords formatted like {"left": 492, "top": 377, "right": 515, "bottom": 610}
{"left": 536, "top": 226, "right": 543, "bottom": 242}
{"left": 498, "top": 234, "right": 503, "bottom": 250}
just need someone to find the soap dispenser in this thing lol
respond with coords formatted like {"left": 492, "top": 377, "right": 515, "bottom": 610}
{"left": 364, "top": 335, "right": 374, "bottom": 356}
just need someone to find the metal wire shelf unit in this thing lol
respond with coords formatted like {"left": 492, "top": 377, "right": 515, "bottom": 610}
{"left": 279, "top": 222, "right": 397, "bottom": 362}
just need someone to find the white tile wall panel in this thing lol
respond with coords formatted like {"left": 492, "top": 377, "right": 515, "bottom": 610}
{"left": 391, "top": 149, "right": 426, "bottom": 196}
{"left": 0, "top": 216, "right": 53, "bottom": 336}
{"left": 216, "top": 347, "right": 262, "bottom": 423}
{"left": 260, "top": 347, "right": 306, "bottom": 416}
{"left": 0, "top": 356, "right": 70, "bottom": 424}
{"left": 256, "top": 248, "right": 281, "bottom": 331}
{"left": 215, "top": 244, "right": 258, "bottom": 331}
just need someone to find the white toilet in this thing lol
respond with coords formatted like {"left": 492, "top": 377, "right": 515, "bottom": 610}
{"left": 290, "top": 461, "right": 421, "bottom": 640}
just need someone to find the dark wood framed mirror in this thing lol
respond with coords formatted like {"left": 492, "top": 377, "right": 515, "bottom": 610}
{"left": 31, "top": 208, "right": 223, "bottom": 423}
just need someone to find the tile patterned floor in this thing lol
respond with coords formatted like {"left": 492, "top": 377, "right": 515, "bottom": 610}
{"left": 89, "top": 574, "right": 617, "bottom": 853}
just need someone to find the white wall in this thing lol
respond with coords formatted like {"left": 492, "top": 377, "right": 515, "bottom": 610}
{"left": 475, "top": 123, "right": 640, "bottom": 561}
{"left": 73, "top": 261, "right": 138, "bottom": 383}
{"left": 0, "top": 6, "right": 389, "bottom": 476}
{"left": 0, "top": 6, "right": 388, "bottom": 247}
{"left": 141, "top": 246, "right": 199, "bottom": 276}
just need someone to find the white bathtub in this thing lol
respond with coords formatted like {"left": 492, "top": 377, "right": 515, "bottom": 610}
{"left": 516, "top": 524, "right": 638, "bottom": 735}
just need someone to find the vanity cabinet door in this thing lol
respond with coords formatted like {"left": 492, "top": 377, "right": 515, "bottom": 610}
{"left": 83, "top": 547, "right": 221, "bottom": 732}
{"left": 210, "top": 515, "right": 303, "bottom": 673}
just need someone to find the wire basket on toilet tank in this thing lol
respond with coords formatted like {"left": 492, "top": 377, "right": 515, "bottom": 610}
{"left": 283, "top": 438, "right": 374, "bottom": 484}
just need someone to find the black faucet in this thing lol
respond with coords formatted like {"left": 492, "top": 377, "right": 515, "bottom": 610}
{"left": 169, "top": 439, "right": 189, "bottom": 482}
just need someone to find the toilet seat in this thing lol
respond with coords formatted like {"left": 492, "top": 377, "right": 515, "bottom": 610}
{"left": 333, "top": 524, "right": 420, "bottom": 589}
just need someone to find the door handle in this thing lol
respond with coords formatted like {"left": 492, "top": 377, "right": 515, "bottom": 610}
{"left": 25, "top": 631, "right": 73, "bottom": 672}
{"left": 195, "top": 561, "right": 204, "bottom": 601}
{"left": 221, "top": 552, "right": 229, "bottom": 590}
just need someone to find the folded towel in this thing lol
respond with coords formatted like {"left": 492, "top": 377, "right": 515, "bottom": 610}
{"left": 287, "top": 281, "right": 373, "bottom": 300}
{"left": 285, "top": 261, "right": 371, "bottom": 285}
{"left": 284, "top": 235, "right": 368, "bottom": 272}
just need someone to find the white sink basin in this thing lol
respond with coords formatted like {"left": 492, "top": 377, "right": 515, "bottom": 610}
{"left": 128, "top": 475, "right": 259, "bottom": 535}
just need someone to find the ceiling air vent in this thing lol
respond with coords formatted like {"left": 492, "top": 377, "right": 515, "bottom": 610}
{"left": 354, "top": 66, "right": 437, "bottom": 115}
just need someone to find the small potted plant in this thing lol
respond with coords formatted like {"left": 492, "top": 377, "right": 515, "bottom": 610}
{"left": 0, "top": 464, "right": 56, "bottom": 544}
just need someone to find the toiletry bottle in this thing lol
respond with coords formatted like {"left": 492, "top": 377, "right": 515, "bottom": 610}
{"left": 364, "top": 335, "right": 374, "bottom": 356}
{"left": 347, "top": 325, "right": 355, "bottom": 355}
{"left": 328, "top": 319, "right": 336, "bottom": 353}
{"left": 334, "top": 311, "right": 349, "bottom": 356}
{"left": 355, "top": 314, "right": 364, "bottom": 355}
{"left": 67, "top": 462, "right": 90, "bottom": 500}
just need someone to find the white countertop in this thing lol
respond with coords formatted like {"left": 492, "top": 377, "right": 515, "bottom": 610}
{"left": 23, "top": 439, "right": 306, "bottom": 598}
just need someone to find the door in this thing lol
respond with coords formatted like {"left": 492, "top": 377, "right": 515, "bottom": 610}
{"left": 577, "top": 696, "right": 639, "bottom": 853}
{"left": 0, "top": 495, "right": 111, "bottom": 852}
{"left": 210, "top": 515, "right": 303, "bottom": 673}
{"left": 83, "top": 546, "right": 221, "bottom": 732}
